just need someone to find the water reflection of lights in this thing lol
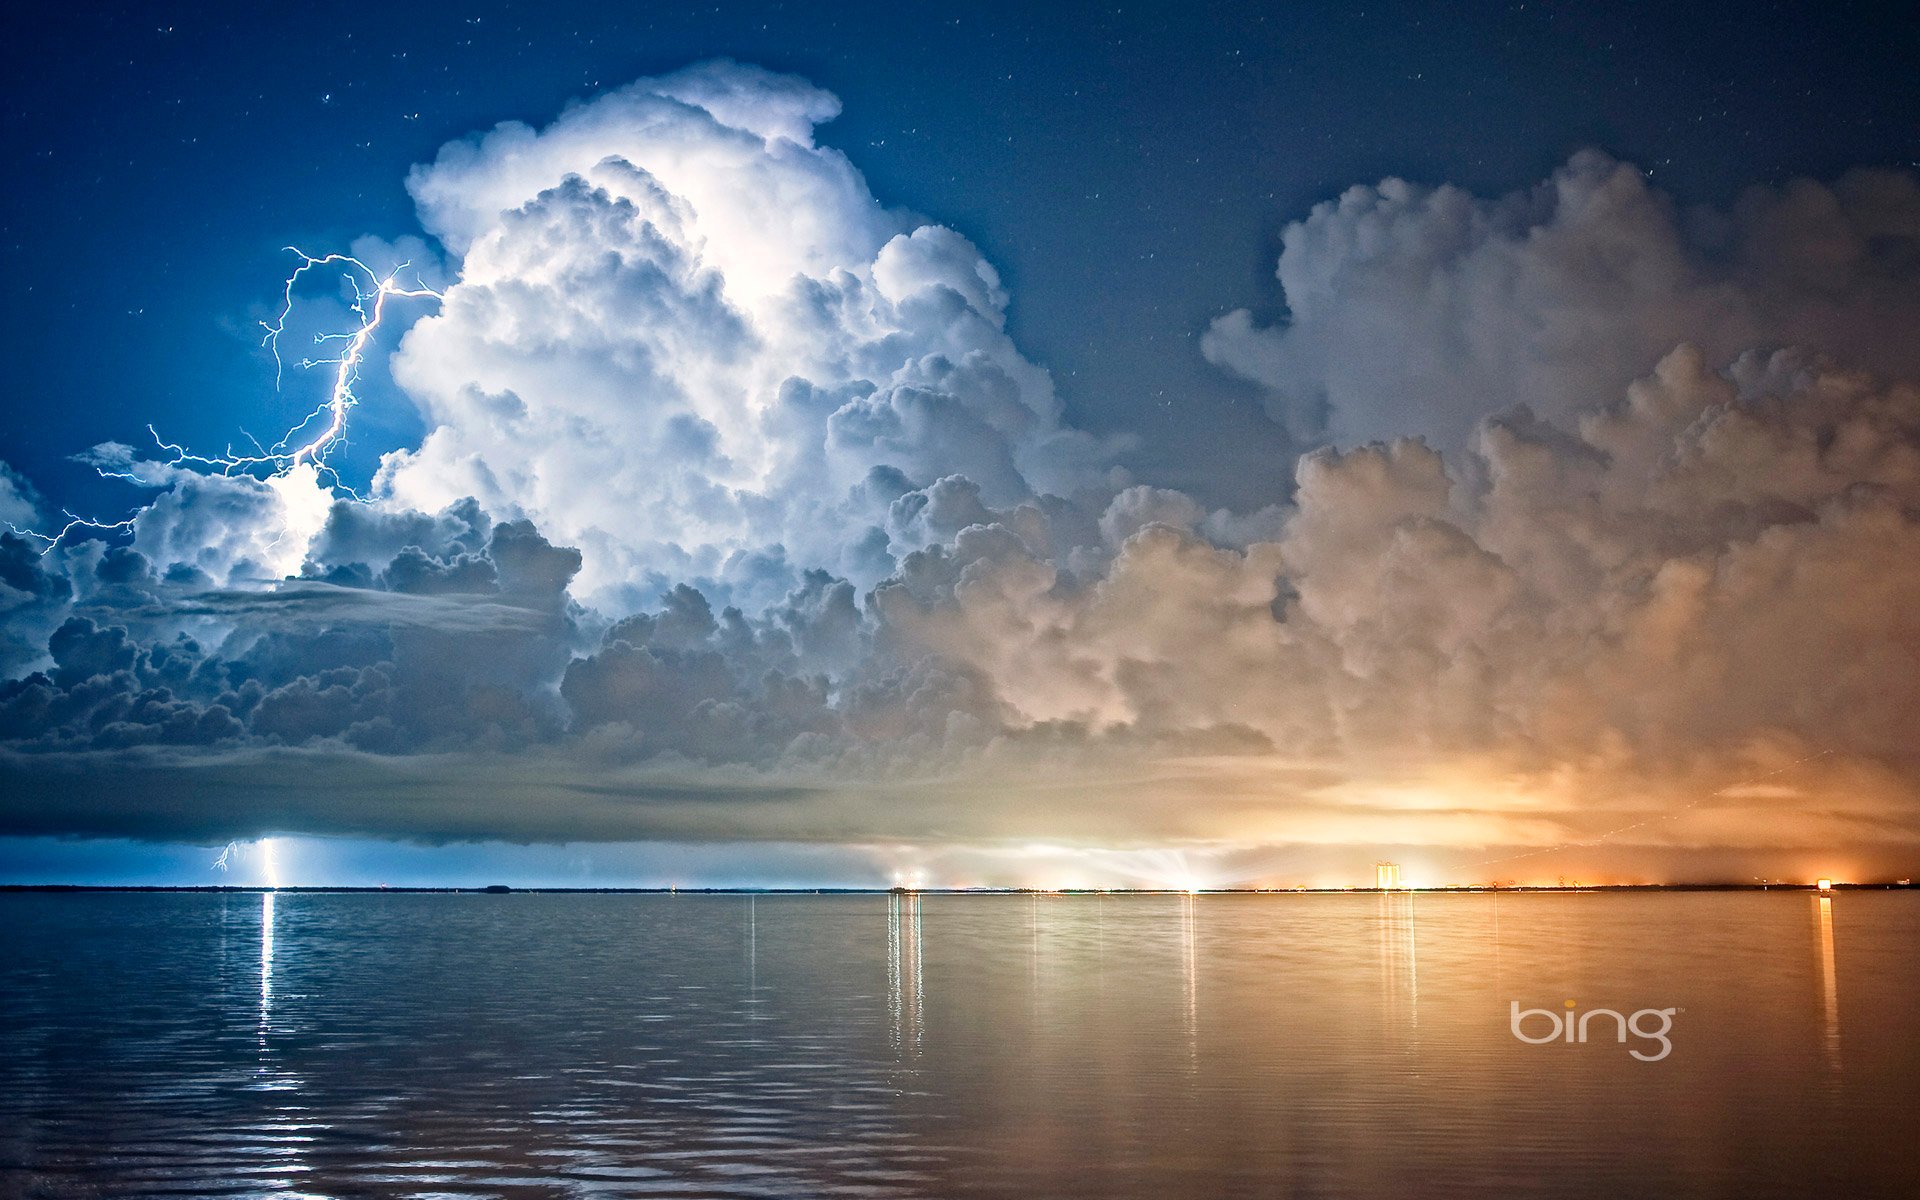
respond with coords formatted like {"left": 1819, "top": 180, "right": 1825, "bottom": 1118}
{"left": 887, "top": 892, "right": 924, "bottom": 1059}
{"left": 253, "top": 889, "right": 317, "bottom": 1187}
{"left": 259, "top": 890, "right": 275, "bottom": 1028}
{"left": 1815, "top": 894, "right": 1840, "bottom": 1073}
{"left": 1378, "top": 891, "right": 1419, "bottom": 1032}
{"left": 1180, "top": 893, "right": 1198, "bottom": 1066}
{"left": 257, "top": 891, "right": 282, "bottom": 1087}
{"left": 1029, "top": 893, "right": 1040, "bottom": 993}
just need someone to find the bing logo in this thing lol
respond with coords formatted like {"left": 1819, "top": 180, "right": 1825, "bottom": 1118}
{"left": 1510, "top": 999, "right": 1676, "bottom": 1062}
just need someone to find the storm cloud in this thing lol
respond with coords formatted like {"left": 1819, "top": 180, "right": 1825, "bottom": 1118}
{"left": 375, "top": 61, "right": 1120, "bottom": 612}
{"left": 2, "top": 64, "right": 1917, "bottom": 877}
{"left": 1203, "top": 151, "right": 1920, "bottom": 449}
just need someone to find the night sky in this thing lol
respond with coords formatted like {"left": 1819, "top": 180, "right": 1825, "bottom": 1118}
{"left": 9, "top": 1, "right": 1916, "bottom": 512}
{"left": 2, "top": 1, "right": 1917, "bottom": 886}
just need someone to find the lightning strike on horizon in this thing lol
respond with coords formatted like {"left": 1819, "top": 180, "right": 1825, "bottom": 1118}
{"left": 213, "top": 838, "right": 282, "bottom": 886}
{"left": 258, "top": 838, "right": 281, "bottom": 888}
{"left": 11, "top": 249, "right": 441, "bottom": 554}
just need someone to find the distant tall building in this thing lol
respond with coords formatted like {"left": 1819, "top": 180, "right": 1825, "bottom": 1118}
{"left": 1375, "top": 862, "right": 1402, "bottom": 890}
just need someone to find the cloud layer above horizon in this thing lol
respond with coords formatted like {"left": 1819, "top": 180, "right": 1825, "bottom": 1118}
{"left": 3, "top": 62, "right": 1917, "bottom": 879}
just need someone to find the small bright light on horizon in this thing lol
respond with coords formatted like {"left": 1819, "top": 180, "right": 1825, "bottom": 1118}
{"left": 1817, "top": 877, "right": 1833, "bottom": 892}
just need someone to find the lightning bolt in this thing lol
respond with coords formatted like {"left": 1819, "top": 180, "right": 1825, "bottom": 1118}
{"left": 212, "top": 838, "right": 283, "bottom": 886}
{"left": 247, "top": 248, "right": 443, "bottom": 485}
{"left": 6, "top": 513, "right": 137, "bottom": 552}
{"left": 13, "top": 248, "right": 441, "bottom": 553}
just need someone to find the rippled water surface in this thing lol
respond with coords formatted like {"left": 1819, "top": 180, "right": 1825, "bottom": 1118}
{"left": 2, "top": 890, "right": 1915, "bottom": 1198}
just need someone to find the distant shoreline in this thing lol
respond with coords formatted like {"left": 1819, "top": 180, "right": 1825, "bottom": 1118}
{"left": 1, "top": 883, "right": 1912, "bottom": 895}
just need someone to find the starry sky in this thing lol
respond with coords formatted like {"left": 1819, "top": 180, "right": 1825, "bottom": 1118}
{"left": 9, "top": 0, "right": 1916, "bottom": 513}
{"left": 2, "top": 1, "right": 1917, "bottom": 886}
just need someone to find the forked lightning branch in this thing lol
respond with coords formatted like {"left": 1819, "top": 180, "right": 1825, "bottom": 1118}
{"left": 8, "top": 249, "right": 440, "bottom": 553}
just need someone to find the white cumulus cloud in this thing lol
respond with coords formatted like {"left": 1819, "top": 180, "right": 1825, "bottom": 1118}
{"left": 1203, "top": 150, "right": 1920, "bottom": 450}
{"left": 376, "top": 61, "right": 1119, "bottom": 612}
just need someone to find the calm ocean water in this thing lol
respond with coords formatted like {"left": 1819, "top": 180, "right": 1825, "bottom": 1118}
{"left": 1, "top": 890, "right": 1914, "bottom": 1198}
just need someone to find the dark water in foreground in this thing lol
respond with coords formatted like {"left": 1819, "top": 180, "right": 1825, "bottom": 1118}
{"left": 1, "top": 891, "right": 1915, "bottom": 1199}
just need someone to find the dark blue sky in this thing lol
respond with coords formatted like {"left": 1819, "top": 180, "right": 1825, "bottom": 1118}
{"left": 4, "top": 0, "right": 1915, "bottom": 516}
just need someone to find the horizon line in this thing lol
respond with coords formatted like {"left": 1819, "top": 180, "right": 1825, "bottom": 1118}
{"left": 3, "top": 882, "right": 1914, "bottom": 895}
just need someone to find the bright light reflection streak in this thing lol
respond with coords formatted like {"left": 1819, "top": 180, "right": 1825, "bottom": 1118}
{"left": 887, "top": 894, "right": 902, "bottom": 1054}
{"left": 11, "top": 250, "right": 440, "bottom": 552}
{"left": 1181, "top": 892, "right": 1197, "bottom": 1069}
{"left": 1407, "top": 893, "right": 1418, "bottom": 1020}
{"left": 1378, "top": 891, "right": 1419, "bottom": 1032}
{"left": 259, "top": 890, "right": 276, "bottom": 1040}
{"left": 1816, "top": 895, "right": 1839, "bottom": 1072}
{"left": 1029, "top": 893, "right": 1040, "bottom": 999}
{"left": 886, "top": 892, "right": 923, "bottom": 1059}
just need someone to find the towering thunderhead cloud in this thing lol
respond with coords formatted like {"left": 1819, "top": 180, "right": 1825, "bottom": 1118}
{"left": 377, "top": 62, "right": 1118, "bottom": 611}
